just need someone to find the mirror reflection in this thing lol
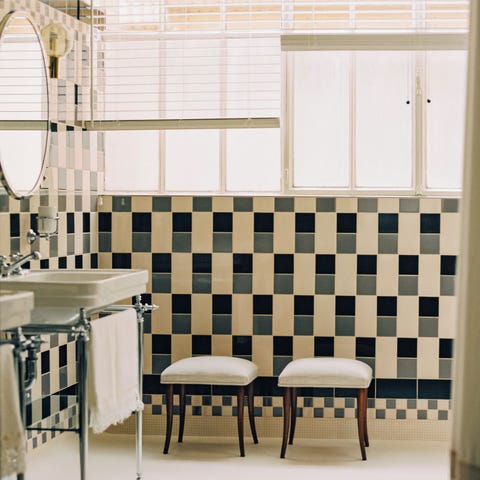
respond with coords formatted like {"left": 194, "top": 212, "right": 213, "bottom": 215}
{"left": 0, "top": 11, "right": 49, "bottom": 199}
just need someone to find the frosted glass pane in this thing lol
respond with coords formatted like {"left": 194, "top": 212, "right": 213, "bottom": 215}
{"left": 293, "top": 52, "right": 350, "bottom": 188}
{"left": 425, "top": 51, "right": 467, "bottom": 190}
{"left": 105, "top": 131, "right": 159, "bottom": 191}
{"left": 355, "top": 52, "right": 413, "bottom": 188}
{"left": 226, "top": 129, "right": 281, "bottom": 192}
{"left": 165, "top": 130, "right": 219, "bottom": 191}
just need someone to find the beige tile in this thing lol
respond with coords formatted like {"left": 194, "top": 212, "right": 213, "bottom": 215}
{"left": 212, "top": 196, "right": 233, "bottom": 212}
{"left": 375, "top": 338, "right": 397, "bottom": 378}
{"left": 357, "top": 213, "right": 379, "bottom": 254}
{"left": 334, "top": 254, "right": 356, "bottom": 295}
{"left": 131, "top": 253, "right": 153, "bottom": 292}
{"left": 377, "top": 255, "right": 399, "bottom": 296}
{"left": 355, "top": 296, "right": 377, "bottom": 336}
{"left": 232, "top": 212, "right": 253, "bottom": 252}
{"left": 293, "top": 336, "right": 314, "bottom": 359}
{"left": 112, "top": 213, "right": 132, "bottom": 251}
{"left": 98, "top": 252, "right": 112, "bottom": 269}
{"left": 420, "top": 198, "right": 442, "bottom": 213}
{"left": 171, "top": 253, "right": 192, "bottom": 293}
{"left": 252, "top": 253, "right": 274, "bottom": 293}
{"left": 293, "top": 255, "right": 315, "bottom": 294}
{"left": 253, "top": 197, "right": 274, "bottom": 212}
{"left": 151, "top": 294, "right": 172, "bottom": 334}
{"left": 336, "top": 197, "right": 357, "bottom": 212}
{"left": 172, "top": 196, "right": 192, "bottom": 212}
{"left": 211, "top": 253, "right": 233, "bottom": 293}
{"left": 272, "top": 295, "right": 293, "bottom": 335}
{"left": 314, "top": 295, "right": 335, "bottom": 335}
{"left": 273, "top": 213, "right": 295, "bottom": 253}
{"left": 334, "top": 337, "right": 355, "bottom": 358}
{"left": 232, "top": 296, "right": 253, "bottom": 335}
{"left": 418, "top": 256, "right": 440, "bottom": 296}
{"left": 440, "top": 213, "right": 461, "bottom": 255}
{"left": 143, "top": 335, "right": 152, "bottom": 374}
{"left": 417, "top": 338, "right": 439, "bottom": 378}
{"left": 191, "top": 295, "right": 212, "bottom": 334}
{"left": 131, "top": 196, "right": 152, "bottom": 212}
{"left": 294, "top": 197, "right": 316, "bottom": 212}
{"left": 438, "top": 296, "right": 457, "bottom": 338}
{"left": 152, "top": 213, "right": 172, "bottom": 251}
{"left": 0, "top": 215, "right": 9, "bottom": 254}
{"left": 398, "top": 213, "right": 420, "bottom": 254}
{"left": 98, "top": 195, "right": 111, "bottom": 212}
{"left": 252, "top": 336, "right": 273, "bottom": 376}
{"left": 377, "top": 198, "right": 399, "bottom": 213}
{"left": 315, "top": 213, "right": 336, "bottom": 253}
{"left": 397, "top": 297, "right": 419, "bottom": 337}
{"left": 211, "top": 335, "right": 232, "bottom": 356}
{"left": 192, "top": 212, "right": 213, "bottom": 252}
{"left": 171, "top": 335, "right": 192, "bottom": 362}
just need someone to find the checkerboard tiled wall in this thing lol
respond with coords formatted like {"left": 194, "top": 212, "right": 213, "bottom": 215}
{"left": 98, "top": 196, "right": 459, "bottom": 423}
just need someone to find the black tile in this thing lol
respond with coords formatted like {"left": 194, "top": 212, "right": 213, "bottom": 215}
{"left": 377, "top": 297, "right": 397, "bottom": 316}
{"left": 335, "top": 296, "right": 355, "bottom": 315}
{"left": 132, "top": 212, "right": 152, "bottom": 232}
{"left": 152, "top": 334, "right": 171, "bottom": 354}
{"left": 314, "top": 336, "right": 334, "bottom": 356}
{"left": 30, "top": 213, "right": 37, "bottom": 231}
{"left": 112, "top": 253, "right": 131, "bottom": 269}
{"left": 439, "top": 339, "right": 454, "bottom": 358}
{"left": 397, "top": 338, "right": 417, "bottom": 358}
{"left": 233, "top": 336, "right": 252, "bottom": 356}
{"left": 193, "top": 253, "right": 212, "bottom": 273}
{"left": 67, "top": 212, "right": 75, "bottom": 234}
{"left": 233, "top": 253, "right": 252, "bottom": 273}
{"left": 420, "top": 214, "right": 441, "bottom": 233}
{"left": 336, "top": 213, "right": 357, "bottom": 233}
{"left": 58, "top": 257, "right": 67, "bottom": 269}
{"left": 418, "top": 380, "right": 451, "bottom": 399}
{"left": 254, "top": 376, "right": 282, "bottom": 397}
{"left": 172, "top": 294, "right": 191, "bottom": 314}
{"left": 274, "top": 254, "right": 294, "bottom": 274}
{"left": 419, "top": 297, "right": 439, "bottom": 317}
{"left": 75, "top": 255, "right": 83, "bottom": 269}
{"left": 98, "top": 212, "right": 111, "bottom": 232}
{"left": 40, "top": 259, "right": 49, "bottom": 269}
{"left": 192, "top": 335, "right": 211, "bottom": 355}
{"left": 274, "top": 336, "right": 293, "bottom": 355}
{"left": 91, "top": 254, "right": 98, "bottom": 269}
{"left": 356, "top": 337, "right": 376, "bottom": 357}
{"left": 42, "top": 396, "right": 51, "bottom": 419}
{"left": 378, "top": 213, "right": 398, "bottom": 233}
{"left": 399, "top": 255, "right": 419, "bottom": 275}
{"left": 41, "top": 351, "right": 50, "bottom": 374}
{"left": 295, "top": 213, "right": 315, "bottom": 233}
{"left": 441, "top": 256, "right": 456, "bottom": 275}
{"left": 253, "top": 295, "right": 273, "bottom": 315}
{"left": 213, "top": 294, "right": 232, "bottom": 314}
{"left": 376, "top": 379, "right": 417, "bottom": 399}
{"left": 10, "top": 213, "right": 20, "bottom": 237}
{"left": 59, "top": 345, "right": 67, "bottom": 368}
{"left": 294, "top": 295, "right": 314, "bottom": 315}
{"left": 254, "top": 213, "right": 274, "bottom": 233}
{"left": 82, "top": 213, "right": 90, "bottom": 233}
{"left": 152, "top": 253, "right": 171, "bottom": 273}
{"left": 173, "top": 213, "right": 192, "bottom": 232}
{"left": 316, "top": 254, "right": 335, "bottom": 274}
{"left": 50, "top": 122, "right": 58, "bottom": 132}
{"left": 213, "top": 212, "right": 232, "bottom": 232}
{"left": 357, "top": 255, "right": 377, "bottom": 275}
{"left": 143, "top": 375, "right": 162, "bottom": 394}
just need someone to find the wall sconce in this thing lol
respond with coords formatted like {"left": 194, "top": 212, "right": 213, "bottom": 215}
{"left": 27, "top": 206, "right": 59, "bottom": 244}
{"left": 40, "top": 23, "right": 73, "bottom": 79}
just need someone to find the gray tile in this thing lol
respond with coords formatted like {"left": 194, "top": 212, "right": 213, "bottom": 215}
{"left": 67, "top": 234, "right": 75, "bottom": 255}
{"left": 274, "top": 274, "right": 293, "bottom": 294}
{"left": 20, "top": 198, "right": 30, "bottom": 212}
{"left": 59, "top": 366, "right": 68, "bottom": 390}
{"left": 376, "top": 410, "right": 386, "bottom": 419}
{"left": 152, "top": 197, "right": 172, "bottom": 212}
{"left": 377, "top": 316, "right": 397, "bottom": 336}
{"left": 193, "top": 197, "right": 212, "bottom": 211}
{"left": 439, "top": 359, "right": 452, "bottom": 379}
{"left": 49, "top": 235, "right": 58, "bottom": 257}
{"left": 193, "top": 273, "right": 211, "bottom": 293}
{"left": 407, "top": 399, "right": 417, "bottom": 409}
{"left": 428, "top": 400, "right": 438, "bottom": 409}
{"left": 398, "top": 276, "right": 418, "bottom": 295}
{"left": 438, "top": 410, "right": 449, "bottom": 420}
{"left": 417, "top": 410, "right": 428, "bottom": 420}
{"left": 212, "top": 315, "right": 232, "bottom": 334}
{"left": 345, "top": 398, "right": 355, "bottom": 408}
{"left": 441, "top": 198, "right": 459, "bottom": 213}
{"left": 396, "top": 410, "right": 407, "bottom": 419}
{"left": 378, "top": 233, "right": 398, "bottom": 254}
{"left": 273, "top": 356, "right": 293, "bottom": 376}
{"left": 397, "top": 358, "right": 417, "bottom": 378}
{"left": 99, "top": 232, "right": 112, "bottom": 252}
{"left": 335, "top": 316, "right": 355, "bottom": 336}
{"left": 275, "top": 197, "right": 294, "bottom": 212}
{"left": 172, "top": 314, "right": 191, "bottom": 334}
{"left": 400, "top": 198, "right": 419, "bottom": 213}
{"left": 173, "top": 232, "right": 192, "bottom": 252}
{"left": 418, "top": 317, "right": 439, "bottom": 337}
{"left": 254, "top": 233, "right": 273, "bottom": 253}
{"left": 152, "top": 354, "right": 172, "bottom": 374}
{"left": 234, "top": 197, "right": 253, "bottom": 211}
{"left": 41, "top": 374, "right": 50, "bottom": 396}
{"left": 420, "top": 234, "right": 440, "bottom": 254}
{"left": 334, "top": 408, "right": 344, "bottom": 418}
{"left": 253, "top": 315, "right": 272, "bottom": 335}
{"left": 233, "top": 274, "right": 252, "bottom": 294}
{"left": 358, "top": 198, "right": 377, "bottom": 212}
{"left": 132, "top": 232, "right": 151, "bottom": 252}
{"left": 315, "top": 275, "right": 335, "bottom": 294}
{"left": 386, "top": 399, "right": 396, "bottom": 409}
{"left": 112, "top": 196, "right": 132, "bottom": 212}
{"left": 314, "top": 408, "right": 324, "bottom": 418}
{"left": 83, "top": 234, "right": 91, "bottom": 254}
{"left": 295, "top": 233, "right": 315, "bottom": 253}
{"left": 294, "top": 316, "right": 313, "bottom": 335}
{"left": 213, "top": 232, "right": 232, "bottom": 252}
{"left": 316, "top": 198, "right": 336, "bottom": 212}
{"left": 357, "top": 357, "right": 375, "bottom": 374}
{"left": 440, "top": 276, "right": 456, "bottom": 296}
{"left": 152, "top": 273, "right": 171, "bottom": 293}
{"left": 357, "top": 275, "right": 376, "bottom": 295}
{"left": 336, "top": 233, "right": 356, "bottom": 253}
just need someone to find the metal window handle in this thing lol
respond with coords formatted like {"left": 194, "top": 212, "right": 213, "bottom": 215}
{"left": 406, "top": 100, "right": 410, "bottom": 105}
{"left": 427, "top": 98, "right": 432, "bottom": 103}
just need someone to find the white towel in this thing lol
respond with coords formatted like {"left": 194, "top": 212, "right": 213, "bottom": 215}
{"left": 88, "top": 309, "right": 143, "bottom": 434}
{"left": 0, "top": 344, "right": 25, "bottom": 477}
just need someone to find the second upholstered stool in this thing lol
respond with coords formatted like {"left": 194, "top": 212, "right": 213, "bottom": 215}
{"left": 278, "top": 357, "right": 373, "bottom": 460}
{"left": 160, "top": 356, "right": 259, "bottom": 457}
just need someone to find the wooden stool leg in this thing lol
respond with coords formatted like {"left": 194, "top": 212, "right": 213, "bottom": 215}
{"left": 247, "top": 382, "right": 258, "bottom": 444}
{"left": 364, "top": 392, "right": 369, "bottom": 448}
{"left": 288, "top": 387, "right": 297, "bottom": 445}
{"left": 237, "top": 386, "right": 246, "bottom": 457}
{"left": 280, "top": 387, "right": 291, "bottom": 458}
{"left": 163, "top": 384, "right": 174, "bottom": 454}
{"left": 178, "top": 384, "right": 186, "bottom": 443}
{"left": 357, "top": 388, "right": 368, "bottom": 460}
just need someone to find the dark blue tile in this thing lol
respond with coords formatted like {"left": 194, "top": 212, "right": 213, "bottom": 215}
{"left": 376, "top": 379, "right": 416, "bottom": 399}
{"left": 295, "top": 213, "right": 315, "bottom": 233}
{"left": 337, "top": 213, "right": 356, "bottom": 233}
{"left": 152, "top": 253, "right": 171, "bottom": 272}
{"left": 441, "top": 256, "right": 456, "bottom": 275}
{"left": 397, "top": 338, "right": 417, "bottom": 358}
{"left": 192, "top": 335, "right": 211, "bottom": 355}
{"left": 357, "top": 255, "right": 376, "bottom": 274}
{"left": 294, "top": 295, "right": 314, "bottom": 315}
{"left": 213, "top": 294, "right": 232, "bottom": 314}
{"left": 172, "top": 213, "right": 192, "bottom": 232}
{"left": 439, "top": 339, "right": 454, "bottom": 358}
{"left": 193, "top": 253, "right": 212, "bottom": 273}
{"left": 356, "top": 337, "right": 375, "bottom": 357}
{"left": 399, "top": 255, "right": 419, "bottom": 275}
{"left": 233, "top": 336, "right": 252, "bottom": 355}
{"left": 152, "top": 335, "right": 171, "bottom": 354}
{"left": 112, "top": 253, "right": 131, "bottom": 268}
{"left": 143, "top": 375, "right": 162, "bottom": 394}
{"left": 314, "top": 337, "right": 334, "bottom": 356}
{"left": 172, "top": 294, "right": 191, "bottom": 314}
{"left": 418, "top": 380, "right": 451, "bottom": 400}
{"left": 83, "top": 213, "right": 90, "bottom": 233}
{"left": 253, "top": 295, "right": 273, "bottom": 314}
{"left": 378, "top": 213, "right": 398, "bottom": 233}
{"left": 335, "top": 296, "right": 355, "bottom": 315}
{"left": 316, "top": 254, "right": 335, "bottom": 274}
{"left": 132, "top": 212, "right": 151, "bottom": 232}
{"left": 213, "top": 212, "right": 233, "bottom": 232}
{"left": 254, "top": 213, "right": 274, "bottom": 232}
{"left": 67, "top": 212, "right": 75, "bottom": 234}
{"left": 274, "top": 254, "right": 294, "bottom": 274}
{"left": 421, "top": 214, "right": 440, "bottom": 233}
{"left": 419, "top": 297, "right": 439, "bottom": 316}
{"left": 377, "top": 297, "right": 397, "bottom": 316}
{"left": 233, "top": 253, "right": 252, "bottom": 273}
{"left": 273, "top": 336, "right": 293, "bottom": 355}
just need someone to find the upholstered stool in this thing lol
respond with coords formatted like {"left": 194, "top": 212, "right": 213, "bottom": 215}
{"left": 160, "top": 356, "right": 259, "bottom": 457}
{"left": 278, "top": 357, "right": 373, "bottom": 460}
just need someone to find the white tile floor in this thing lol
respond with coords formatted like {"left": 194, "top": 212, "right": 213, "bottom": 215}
{"left": 26, "top": 433, "right": 450, "bottom": 480}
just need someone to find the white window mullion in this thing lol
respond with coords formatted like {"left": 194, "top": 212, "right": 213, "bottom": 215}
{"left": 415, "top": 52, "right": 425, "bottom": 195}
{"left": 350, "top": 52, "right": 356, "bottom": 190}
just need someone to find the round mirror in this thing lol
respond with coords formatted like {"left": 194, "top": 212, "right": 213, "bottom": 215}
{"left": 0, "top": 11, "right": 49, "bottom": 199}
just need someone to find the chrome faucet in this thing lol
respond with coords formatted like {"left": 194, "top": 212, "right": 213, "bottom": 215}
{"left": 0, "top": 251, "right": 41, "bottom": 277}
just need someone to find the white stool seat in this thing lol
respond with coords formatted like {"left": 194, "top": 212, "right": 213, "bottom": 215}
{"left": 161, "top": 356, "right": 258, "bottom": 386}
{"left": 278, "top": 357, "right": 372, "bottom": 389}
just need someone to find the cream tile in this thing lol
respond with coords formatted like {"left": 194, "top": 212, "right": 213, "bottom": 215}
{"left": 192, "top": 212, "right": 213, "bottom": 252}
{"left": 98, "top": 195, "right": 111, "bottom": 212}
{"left": 377, "top": 198, "right": 399, "bottom": 213}
{"left": 253, "top": 197, "right": 274, "bottom": 212}
{"left": 315, "top": 213, "right": 336, "bottom": 253}
{"left": 112, "top": 213, "right": 132, "bottom": 252}
{"left": 131, "top": 253, "right": 153, "bottom": 291}
{"left": 252, "top": 336, "right": 273, "bottom": 376}
{"left": 417, "top": 338, "right": 439, "bottom": 378}
{"left": 272, "top": 295, "right": 293, "bottom": 335}
{"left": 152, "top": 213, "right": 172, "bottom": 251}
{"left": 273, "top": 213, "right": 295, "bottom": 253}
{"left": 355, "top": 296, "right": 377, "bottom": 336}
{"left": 335, "top": 197, "right": 357, "bottom": 212}
{"left": 397, "top": 297, "right": 419, "bottom": 337}
{"left": 334, "top": 337, "right": 355, "bottom": 358}
{"left": 171, "top": 335, "right": 192, "bottom": 362}
{"left": 143, "top": 335, "right": 152, "bottom": 374}
{"left": 252, "top": 254, "right": 274, "bottom": 293}
{"left": 356, "top": 213, "right": 379, "bottom": 254}
{"left": 132, "top": 196, "right": 152, "bottom": 212}
{"left": 212, "top": 335, "right": 232, "bottom": 356}
{"left": 211, "top": 253, "right": 233, "bottom": 293}
{"left": 212, "top": 196, "right": 233, "bottom": 212}
{"left": 440, "top": 213, "right": 461, "bottom": 255}
{"left": 191, "top": 294, "right": 212, "bottom": 334}
{"left": 293, "top": 336, "right": 314, "bottom": 359}
{"left": 171, "top": 253, "right": 192, "bottom": 293}
{"left": 376, "top": 254, "right": 399, "bottom": 296}
{"left": 420, "top": 198, "right": 442, "bottom": 213}
{"left": 375, "top": 338, "right": 397, "bottom": 378}
{"left": 334, "top": 254, "right": 356, "bottom": 295}
{"left": 398, "top": 213, "right": 420, "bottom": 254}
{"left": 0, "top": 215, "right": 9, "bottom": 254}
{"left": 314, "top": 295, "right": 335, "bottom": 335}
{"left": 232, "top": 212, "right": 253, "bottom": 252}
{"left": 438, "top": 296, "right": 457, "bottom": 338}
{"left": 151, "top": 294, "right": 172, "bottom": 334}
{"left": 232, "top": 296, "right": 253, "bottom": 335}
{"left": 294, "top": 255, "right": 315, "bottom": 294}
{"left": 172, "top": 196, "right": 192, "bottom": 212}
{"left": 418, "top": 256, "right": 440, "bottom": 296}
{"left": 294, "top": 197, "right": 316, "bottom": 212}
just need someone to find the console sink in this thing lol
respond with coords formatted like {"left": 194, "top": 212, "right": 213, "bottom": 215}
{"left": 0, "top": 290, "right": 34, "bottom": 330}
{"left": 0, "top": 269, "right": 148, "bottom": 309}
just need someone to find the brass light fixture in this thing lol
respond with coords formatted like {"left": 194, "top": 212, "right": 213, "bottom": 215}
{"left": 40, "top": 23, "right": 72, "bottom": 78}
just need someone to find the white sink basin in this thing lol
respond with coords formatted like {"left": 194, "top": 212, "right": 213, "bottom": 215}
{"left": 0, "top": 269, "right": 148, "bottom": 309}
{"left": 0, "top": 289, "right": 34, "bottom": 330}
